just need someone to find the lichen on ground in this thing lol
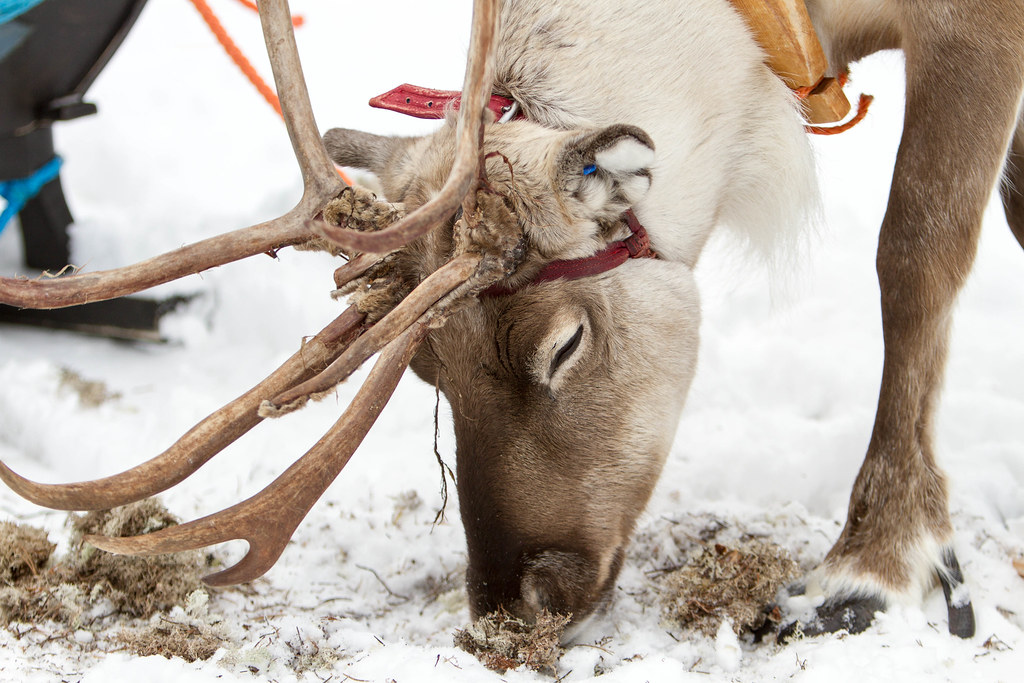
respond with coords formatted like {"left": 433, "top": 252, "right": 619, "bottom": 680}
{"left": 454, "top": 609, "right": 570, "bottom": 674}
{"left": 1, "top": 499, "right": 207, "bottom": 630}
{"left": 660, "top": 540, "right": 799, "bottom": 637}
{"left": 115, "top": 616, "right": 224, "bottom": 662}
{"left": 58, "top": 367, "right": 121, "bottom": 408}
{"left": 0, "top": 521, "right": 55, "bottom": 584}
{"left": 66, "top": 498, "right": 207, "bottom": 618}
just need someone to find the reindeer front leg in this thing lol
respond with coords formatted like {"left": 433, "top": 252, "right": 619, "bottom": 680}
{"left": 790, "top": 6, "right": 1024, "bottom": 639}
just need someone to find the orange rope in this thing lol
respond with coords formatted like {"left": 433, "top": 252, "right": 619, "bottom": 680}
{"left": 231, "top": 0, "right": 304, "bottom": 27}
{"left": 187, "top": 0, "right": 282, "bottom": 116}
{"left": 793, "top": 72, "right": 851, "bottom": 101}
{"left": 186, "top": 0, "right": 353, "bottom": 185}
{"left": 793, "top": 72, "right": 873, "bottom": 135}
{"left": 805, "top": 94, "right": 874, "bottom": 136}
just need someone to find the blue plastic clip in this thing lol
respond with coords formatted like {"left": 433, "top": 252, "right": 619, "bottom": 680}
{"left": 1, "top": 0, "right": 48, "bottom": 26}
{"left": 0, "top": 155, "right": 64, "bottom": 236}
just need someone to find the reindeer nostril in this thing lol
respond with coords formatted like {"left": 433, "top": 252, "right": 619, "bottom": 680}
{"left": 519, "top": 549, "right": 598, "bottom": 619}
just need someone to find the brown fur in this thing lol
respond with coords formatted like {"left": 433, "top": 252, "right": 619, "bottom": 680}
{"left": 809, "top": 0, "right": 1024, "bottom": 603}
{"left": 323, "top": 0, "right": 1024, "bottom": 635}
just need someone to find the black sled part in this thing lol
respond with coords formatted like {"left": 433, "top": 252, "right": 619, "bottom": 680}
{"left": 1, "top": 0, "right": 149, "bottom": 271}
{"left": 0, "top": 294, "right": 193, "bottom": 342}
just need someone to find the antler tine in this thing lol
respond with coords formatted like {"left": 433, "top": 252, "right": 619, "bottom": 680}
{"left": 0, "top": 0, "right": 344, "bottom": 310}
{"left": 0, "top": 217, "right": 314, "bottom": 309}
{"left": 306, "top": 0, "right": 500, "bottom": 255}
{"left": 85, "top": 322, "right": 428, "bottom": 587}
{"left": 258, "top": 0, "right": 339, "bottom": 199}
{"left": 333, "top": 253, "right": 382, "bottom": 292}
{"left": 0, "top": 306, "right": 366, "bottom": 510}
{"left": 261, "top": 253, "right": 480, "bottom": 417}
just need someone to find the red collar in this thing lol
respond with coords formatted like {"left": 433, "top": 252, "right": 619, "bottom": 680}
{"left": 370, "top": 83, "right": 526, "bottom": 121}
{"left": 481, "top": 210, "right": 657, "bottom": 297}
{"left": 368, "top": 85, "right": 658, "bottom": 296}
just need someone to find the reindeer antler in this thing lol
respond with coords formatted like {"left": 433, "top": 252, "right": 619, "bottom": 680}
{"left": 86, "top": 321, "right": 428, "bottom": 587}
{"left": 0, "top": 0, "right": 507, "bottom": 586}
{"left": 0, "top": 0, "right": 340, "bottom": 310}
{"left": 305, "top": 0, "right": 500, "bottom": 256}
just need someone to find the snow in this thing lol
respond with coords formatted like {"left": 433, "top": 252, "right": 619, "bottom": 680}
{"left": 2, "top": 0, "right": 1024, "bottom": 681}
{"left": 714, "top": 620, "right": 742, "bottom": 672}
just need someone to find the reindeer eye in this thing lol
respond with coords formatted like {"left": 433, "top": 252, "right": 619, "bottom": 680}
{"left": 451, "top": 206, "right": 464, "bottom": 224}
{"left": 550, "top": 324, "right": 584, "bottom": 375}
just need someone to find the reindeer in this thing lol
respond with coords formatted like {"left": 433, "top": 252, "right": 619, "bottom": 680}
{"left": 1, "top": 0, "right": 1020, "bottom": 642}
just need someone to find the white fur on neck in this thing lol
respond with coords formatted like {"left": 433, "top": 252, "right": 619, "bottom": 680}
{"left": 495, "top": 0, "right": 818, "bottom": 267}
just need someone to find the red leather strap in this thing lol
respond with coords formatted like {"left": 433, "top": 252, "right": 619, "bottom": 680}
{"left": 369, "top": 83, "right": 523, "bottom": 121}
{"left": 366, "top": 84, "right": 656, "bottom": 296}
{"left": 481, "top": 210, "right": 657, "bottom": 297}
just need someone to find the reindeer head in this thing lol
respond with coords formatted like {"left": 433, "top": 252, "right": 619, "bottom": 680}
{"left": 0, "top": 0, "right": 699, "bottom": 631}
{"left": 324, "top": 118, "right": 701, "bottom": 622}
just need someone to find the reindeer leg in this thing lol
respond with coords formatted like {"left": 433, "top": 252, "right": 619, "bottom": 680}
{"left": 999, "top": 116, "right": 1024, "bottom": 249}
{"left": 787, "top": 8, "right": 1024, "bottom": 640}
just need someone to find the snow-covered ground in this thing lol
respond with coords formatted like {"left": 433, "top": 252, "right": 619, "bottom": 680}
{"left": 2, "top": 1, "right": 1023, "bottom": 681}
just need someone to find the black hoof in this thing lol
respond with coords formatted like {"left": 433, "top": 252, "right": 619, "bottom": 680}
{"left": 778, "top": 595, "right": 884, "bottom": 642}
{"left": 938, "top": 549, "right": 975, "bottom": 639}
{"left": 779, "top": 549, "right": 976, "bottom": 642}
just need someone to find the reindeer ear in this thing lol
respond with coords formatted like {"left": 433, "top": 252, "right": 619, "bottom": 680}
{"left": 563, "top": 124, "right": 654, "bottom": 175}
{"left": 558, "top": 124, "right": 655, "bottom": 217}
{"left": 322, "top": 128, "right": 414, "bottom": 177}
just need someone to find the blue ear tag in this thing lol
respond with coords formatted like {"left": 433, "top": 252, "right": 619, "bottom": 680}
{"left": 583, "top": 164, "right": 597, "bottom": 176}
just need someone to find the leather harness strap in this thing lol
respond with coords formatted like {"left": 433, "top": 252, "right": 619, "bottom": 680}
{"left": 368, "top": 87, "right": 658, "bottom": 297}
{"left": 480, "top": 209, "right": 657, "bottom": 297}
{"left": 369, "top": 83, "right": 525, "bottom": 122}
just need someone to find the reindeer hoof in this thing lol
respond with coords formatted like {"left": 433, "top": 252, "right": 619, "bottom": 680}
{"left": 938, "top": 549, "right": 976, "bottom": 639}
{"left": 778, "top": 595, "right": 884, "bottom": 642}
{"left": 779, "top": 548, "right": 976, "bottom": 642}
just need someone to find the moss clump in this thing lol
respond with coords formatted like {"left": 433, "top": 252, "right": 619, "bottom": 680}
{"left": 454, "top": 609, "right": 570, "bottom": 675}
{"left": 1, "top": 499, "right": 206, "bottom": 626}
{"left": 0, "top": 521, "right": 55, "bottom": 583}
{"left": 115, "top": 618, "right": 224, "bottom": 662}
{"left": 66, "top": 498, "right": 205, "bottom": 618}
{"left": 661, "top": 540, "right": 799, "bottom": 636}
{"left": 58, "top": 368, "right": 121, "bottom": 408}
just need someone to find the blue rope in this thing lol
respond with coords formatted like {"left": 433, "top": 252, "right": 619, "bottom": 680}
{"left": 0, "top": 0, "right": 47, "bottom": 26}
{"left": 0, "top": 155, "right": 63, "bottom": 235}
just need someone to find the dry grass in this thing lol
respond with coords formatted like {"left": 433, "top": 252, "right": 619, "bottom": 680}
{"left": 1, "top": 500, "right": 206, "bottom": 628}
{"left": 115, "top": 617, "right": 224, "bottom": 662}
{"left": 454, "top": 609, "right": 570, "bottom": 674}
{"left": 0, "top": 521, "right": 55, "bottom": 584}
{"left": 58, "top": 368, "right": 122, "bottom": 408}
{"left": 660, "top": 540, "right": 799, "bottom": 636}
{"left": 67, "top": 499, "right": 206, "bottom": 618}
